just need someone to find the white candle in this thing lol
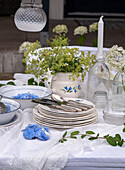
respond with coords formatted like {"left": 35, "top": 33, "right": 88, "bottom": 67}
{"left": 97, "top": 16, "right": 104, "bottom": 59}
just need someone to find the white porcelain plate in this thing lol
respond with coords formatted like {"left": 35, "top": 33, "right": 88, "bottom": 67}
{"left": 33, "top": 105, "right": 97, "bottom": 122}
{"left": 34, "top": 117, "right": 98, "bottom": 129}
{"left": 37, "top": 98, "right": 95, "bottom": 118}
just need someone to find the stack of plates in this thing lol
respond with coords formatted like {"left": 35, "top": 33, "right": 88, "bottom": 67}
{"left": 33, "top": 98, "right": 98, "bottom": 129}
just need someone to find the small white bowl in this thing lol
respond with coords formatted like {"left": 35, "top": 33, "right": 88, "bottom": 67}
{"left": 0, "top": 98, "right": 21, "bottom": 125}
{"left": 0, "top": 85, "right": 52, "bottom": 110}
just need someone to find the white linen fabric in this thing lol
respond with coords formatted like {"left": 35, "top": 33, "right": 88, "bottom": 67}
{"left": 0, "top": 108, "right": 124, "bottom": 170}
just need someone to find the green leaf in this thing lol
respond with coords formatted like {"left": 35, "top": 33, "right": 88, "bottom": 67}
{"left": 106, "top": 136, "right": 117, "bottom": 146}
{"left": 63, "top": 139, "right": 67, "bottom": 141}
{"left": 7, "top": 81, "right": 16, "bottom": 85}
{"left": 71, "top": 131, "right": 79, "bottom": 136}
{"left": 123, "top": 127, "right": 125, "bottom": 132}
{"left": 39, "top": 81, "right": 45, "bottom": 87}
{"left": 96, "top": 133, "right": 99, "bottom": 137}
{"left": 0, "top": 84, "right": 5, "bottom": 87}
{"left": 78, "top": 35, "right": 85, "bottom": 46}
{"left": 114, "top": 134, "right": 121, "bottom": 141}
{"left": 103, "top": 134, "right": 109, "bottom": 138}
{"left": 88, "top": 137, "right": 98, "bottom": 140}
{"left": 81, "top": 134, "right": 86, "bottom": 139}
{"left": 28, "top": 78, "right": 38, "bottom": 85}
{"left": 59, "top": 139, "right": 63, "bottom": 143}
{"left": 86, "top": 131, "right": 95, "bottom": 135}
{"left": 63, "top": 131, "right": 67, "bottom": 138}
{"left": 71, "top": 136, "right": 77, "bottom": 139}
{"left": 118, "top": 139, "right": 124, "bottom": 147}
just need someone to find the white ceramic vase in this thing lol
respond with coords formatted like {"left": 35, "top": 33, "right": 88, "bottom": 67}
{"left": 51, "top": 73, "right": 82, "bottom": 98}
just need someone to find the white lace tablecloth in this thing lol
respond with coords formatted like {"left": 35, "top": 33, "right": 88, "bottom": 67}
{"left": 0, "top": 108, "right": 125, "bottom": 170}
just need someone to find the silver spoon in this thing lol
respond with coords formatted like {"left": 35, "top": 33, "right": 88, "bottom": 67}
{"left": 0, "top": 95, "right": 7, "bottom": 114}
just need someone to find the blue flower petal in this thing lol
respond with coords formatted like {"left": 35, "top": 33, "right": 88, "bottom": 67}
{"left": 23, "top": 129, "right": 36, "bottom": 140}
{"left": 64, "top": 86, "right": 68, "bottom": 90}
{"left": 74, "top": 89, "right": 77, "bottom": 93}
{"left": 36, "top": 129, "right": 49, "bottom": 141}
{"left": 78, "top": 85, "right": 80, "bottom": 89}
{"left": 22, "top": 124, "right": 50, "bottom": 141}
{"left": 69, "top": 86, "right": 72, "bottom": 91}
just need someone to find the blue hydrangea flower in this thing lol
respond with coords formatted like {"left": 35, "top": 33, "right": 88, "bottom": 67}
{"left": 22, "top": 124, "right": 50, "bottom": 141}
{"left": 22, "top": 128, "right": 36, "bottom": 140}
{"left": 69, "top": 87, "right": 72, "bottom": 91}
{"left": 35, "top": 129, "right": 49, "bottom": 141}
{"left": 13, "top": 92, "right": 39, "bottom": 99}
{"left": 64, "top": 86, "right": 68, "bottom": 90}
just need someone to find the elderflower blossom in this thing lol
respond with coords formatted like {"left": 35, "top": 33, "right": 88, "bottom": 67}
{"left": 53, "top": 25, "right": 68, "bottom": 34}
{"left": 74, "top": 26, "right": 88, "bottom": 35}
{"left": 19, "top": 41, "right": 33, "bottom": 53}
{"left": 105, "top": 45, "right": 125, "bottom": 71}
{"left": 89, "top": 22, "right": 98, "bottom": 32}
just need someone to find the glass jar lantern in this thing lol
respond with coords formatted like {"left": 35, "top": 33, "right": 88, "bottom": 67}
{"left": 111, "top": 68, "right": 125, "bottom": 112}
{"left": 86, "top": 57, "right": 110, "bottom": 109}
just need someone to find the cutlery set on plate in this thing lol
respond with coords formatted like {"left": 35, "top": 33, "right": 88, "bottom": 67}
{"left": 32, "top": 94, "right": 98, "bottom": 129}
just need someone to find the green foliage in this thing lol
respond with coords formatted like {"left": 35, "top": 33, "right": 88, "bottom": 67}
{"left": 28, "top": 78, "right": 45, "bottom": 86}
{"left": 0, "top": 81, "right": 16, "bottom": 87}
{"left": 77, "top": 35, "right": 86, "bottom": 46}
{"left": 86, "top": 131, "right": 95, "bottom": 134}
{"left": 28, "top": 78, "right": 38, "bottom": 85}
{"left": 23, "top": 42, "right": 96, "bottom": 82}
{"left": 93, "top": 37, "right": 98, "bottom": 47}
{"left": 22, "top": 41, "right": 41, "bottom": 66}
{"left": 47, "top": 33, "right": 69, "bottom": 47}
{"left": 59, "top": 126, "right": 125, "bottom": 147}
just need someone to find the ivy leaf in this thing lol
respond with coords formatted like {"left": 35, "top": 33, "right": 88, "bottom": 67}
{"left": 86, "top": 131, "right": 95, "bottom": 135}
{"left": 114, "top": 134, "right": 121, "bottom": 141}
{"left": 81, "top": 134, "right": 86, "bottom": 139}
{"left": 103, "top": 134, "right": 109, "bottom": 138}
{"left": 71, "top": 131, "right": 79, "bottom": 137}
{"left": 118, "top": 139, "right": 124, "bottom": 147}
{"left": 63, "top": 131, "right": 67, "bottom": 138}
{"left": 106, "top": 136, "right": 117, "bottom": 146}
